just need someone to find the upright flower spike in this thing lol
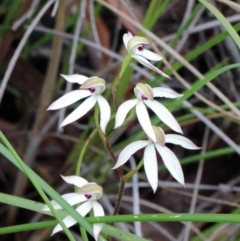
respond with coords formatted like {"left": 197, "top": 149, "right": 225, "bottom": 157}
{"left": 123, "top": 32, "right": 170, "bottom": 79}
{"left": 114, "top": 83, "right": 183, "bottom": 143}
{"left": 113, "top": 127, "right": 200, "bottom": 192}
{"left": 42, "top": 175, "right": 104, "bottom": 241}
{"left": 47, "top": 74, "right": 111, "bottom": 133}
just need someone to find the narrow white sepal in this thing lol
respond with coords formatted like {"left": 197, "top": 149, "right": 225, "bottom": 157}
{"left": 123, "top": 32, "right": 133, "bottom": 50}
{"left": 152, "top": 87, "right": 183, "bottom": 99}
{"left": 51, "top": 201, "right": 92, "bottom": 235}
{"left": 97, "top": 95, "right": 111, "bottom": 134}
{"left": 61, "top": 175, "right": 88, "bottom": 188}
{"left": 145, "top": 100, "right": 183, "bottom": 134}
{"left": 114, "top": 99, "right": 138, "bottom": 128}
{"left": 42, "top": 193, "right": 87, "bottom": 211}
{"left": 47, "top": 90, "right": 91, "bottom": 110}
{"left": 113, "top": 140, "right": 149, "bottom": 169}
{"left": 165, "top": 134, "right": 200, "bottom": 150}
{"left": 92, "top": 201, "right": 104, "bottom": 241}
{"left": 132, "top": 54, "right": 170, "bottom": 79}
{"left": 60, "top": 74, "right": 89, "bottom": 85}
{"left": 136, "top": 101, "right": 156, "bottom": 143}
{"left": 144, "top": 144, "right": 158, "bottom": 192}
{"left": 60, "top": 95, "right": 97, "bottom": 128}
{"left": 135, "top": 49, "right": 163, "bottom": 61}
{"left": 155, "top": 145, "right": 185, "bottom": 186}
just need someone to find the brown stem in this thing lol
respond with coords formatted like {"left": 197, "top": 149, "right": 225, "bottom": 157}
{"left": 94, "top": 106, "right": 125, "bottom": 215}
{"left": 112, "top": 76, "right": 120, "bottom": 110}
{"left": 103, "top": 137, "right": 125, "bottom": 215}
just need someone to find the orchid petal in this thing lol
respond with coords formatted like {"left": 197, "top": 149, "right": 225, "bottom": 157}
{"left": 155, "top": 145, "right": 184, "bottom": 186}
{"left": 144, "top": 144, "right": 158, "bottom": 192}
{"left": 135, "top": 49, "right": 163, "bottom": 61}
{"left": 152, "top": 87, "right": 183, "bottom": 99}
{"left": 47, "top": 90, "right": 91, "bottom": 110}
{"left": 42, "top": 193, "right": 87, "bottom": 211}
{"left": 166, "top": 134, "right": 200, "bottom": 150}
{"left": 60, "top": 74, "right": 89, "bottom": 85}
{"left": 114, "top": 99, "right": 138, "bottom": 128}
{"left": 113, "top": 140, "right": 149, "bottom": 169}
{"left": 92, "top": 201, "right": 104, "bottom": 241}
{"left": 61, "top": 175, "right": 88, "bottom": 188}
{"left": 145, "top": 100, "right": 183, "bottom": 134}
{"left": 123, "top": 32, "right": 133, "bottom": 49}
{"left": 97, "top": 95, "right": 111, "bottom": 133}
{"left": 132, "top": 54, "right": 170, "bottom": 79}
{"left": 136, "top": 101, "right": 156, "bottom": 143}
{"left": 52, "top": 201, "right": 92, "bottom": 235}
{"left": 60, "top": 95, "right": 97, "bottom": 128}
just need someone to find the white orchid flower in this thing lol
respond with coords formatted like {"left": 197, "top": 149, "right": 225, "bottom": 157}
{"left": 42, "top": 175, "right": 104, "bottom": 241}
{"left": 113, "top": 126, "right": 200, "bottom": 192}
{"left": 123, "top": 32, "right": 170, "bottom": 79}
{"left": 47, "top": 74, "right": 111, "bottom": 133}
{"left": 114, "top": 83, "right": 183, "bottom": 143}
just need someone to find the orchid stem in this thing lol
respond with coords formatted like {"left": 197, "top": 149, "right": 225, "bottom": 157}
{"left": 94, "top": 106, "right": 125, "bottom": 215}
{"left": 112, "top": 55, "right": 132, "bottom": 110}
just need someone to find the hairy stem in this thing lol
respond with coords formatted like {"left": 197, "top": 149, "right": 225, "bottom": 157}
{"left": 94, "top": 106, "right": 125, "bottom": 215}
{"left": 112, "top": 54, "right": 132, "bottom": 110}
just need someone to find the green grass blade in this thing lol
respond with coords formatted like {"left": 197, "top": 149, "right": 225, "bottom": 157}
{"left": 175, "top": 63, "right": 240, "bottom": 105}
{"left": 199, "top": 0, "right": 240, "bottom": 50}
{"left": 0, "top": 0, "right": 21, "bottom": 37}
{"left": 0, "top": 139, "right": 95, "bottom": 240}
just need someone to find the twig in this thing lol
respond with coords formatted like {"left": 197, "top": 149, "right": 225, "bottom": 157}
{"left": 0, "top": 0, "right": 56, "bottom": 104}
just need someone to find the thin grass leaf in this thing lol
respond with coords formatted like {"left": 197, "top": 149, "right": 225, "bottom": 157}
{"left": 199, "top": 0, "right": 240, "bottom": 50}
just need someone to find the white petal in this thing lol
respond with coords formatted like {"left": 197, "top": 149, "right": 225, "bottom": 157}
{"left": 97, "top": 95, "right": 111, "bottom": 133}
{"left": 113, "top": 140, "right": 149, "bottom": 169}
{"left": 123, "top": 32, "right": 133, "bottom": 50}
{"left": 135, "top": 49, "right": 163, "bottom": 61}
{"left": 145, "top": 100, "right": 183, "bottom": 134}
{"left": 52, "top": 201, "right": 92, "bottom": 235}
{"left": 60, "top": 74, "right": 89, "bottom": 85}
{"left": 155, "top": 145, "right": 184, "bottom": 185}
{"left": 60, "top": 95, "right": 97, "bottom": 128}
{"left": 165, "top": 134, "right": 200, "bottom": 150}
{"left": 132, "top": 54, "right": 170, "bottom": 79}
{"left": 47, "top": 90, "right": 91, "bottom": 110}
{"left": 61, "top": 175, "right": 88, "bottom": 188}
{"left": 42, "top": 193, "right": 87, "bottom": 211}
{"left": 136, "top": 102, "right": 156, "bottom": 143}
{"left": 144, "top": 144, "right": 158, "bottom": 192}
{"left": 114, "top": 99, "right": 138, "bottom": 128}
{"left": 152, "top": 87, "right": 183, "bottom": 99}
{"left": 92, "top": 201, "right": 104, "bottom": 241}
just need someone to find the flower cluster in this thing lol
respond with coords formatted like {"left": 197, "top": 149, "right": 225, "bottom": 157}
{"left": 123, "top": 32, "right": 170, "bottom": 79}
{"left": 48, "top": 74, "right": 110, "bottom": 133}
{"left": 45, "top": 32, "right": 199, "bottom": 240}
{"left": 42, "top": 175, "right": 104, "bottom": 241}
{"left": 113, "top": 126, "right": 200, "bottom": 192}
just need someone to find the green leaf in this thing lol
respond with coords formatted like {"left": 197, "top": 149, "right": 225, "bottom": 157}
{"left": 0, "top": 138, "right": 95, "bottom": 240}
{"left": 199, "top": 0, "right": 240, "bottom": 50}
{"left": 175, "top": 63, "right": 240, "bottom": 105}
